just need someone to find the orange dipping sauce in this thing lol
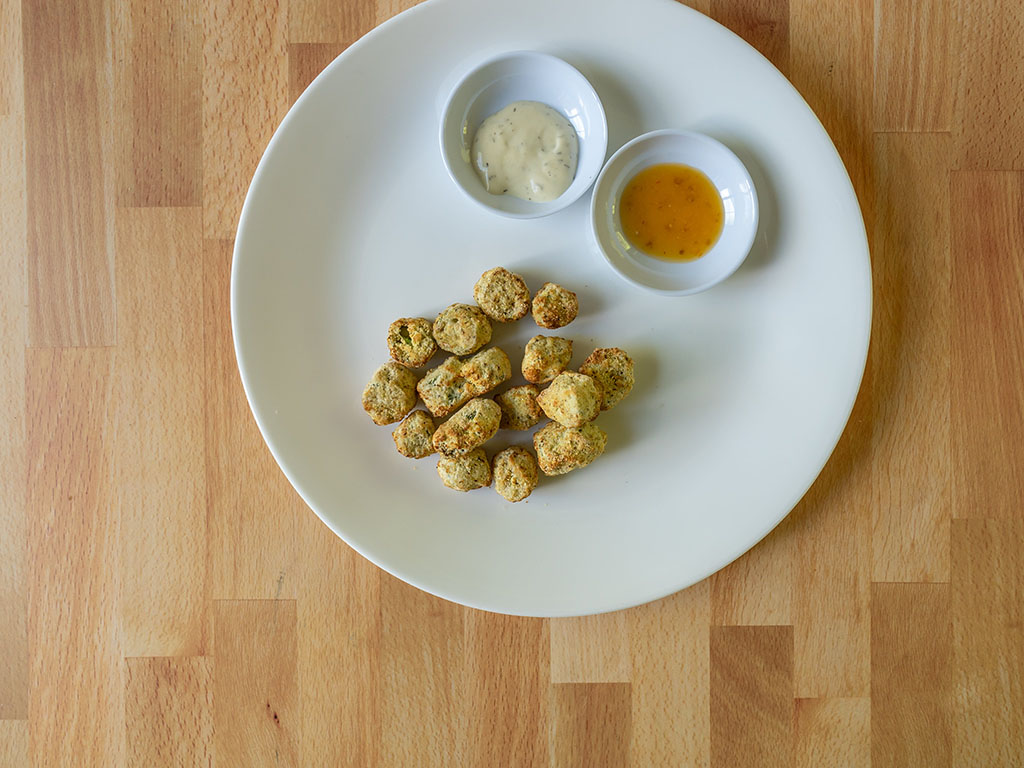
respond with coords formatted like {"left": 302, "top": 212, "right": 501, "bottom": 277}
{"left": 619, "top": 163, "right": 724, "bottom": 261}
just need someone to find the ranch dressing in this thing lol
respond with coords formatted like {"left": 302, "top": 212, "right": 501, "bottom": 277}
{"left": 471, "top": 101, "right": 579, "bottom": 202}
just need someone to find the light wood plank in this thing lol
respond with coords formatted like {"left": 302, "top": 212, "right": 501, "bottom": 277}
{"left": 954, "top": 0, "right": 1024, "bottom": 168}
{"left": 709, "top": 0, "right": 789, "bottom": 75}
{"left": 202, "top": 0, "right": 288, "bottom": 238}
{"left": 126, "top": 657, "right": 214, "bottom": 767}
{"left": 711, "top": 517, "right": 793, "bottom": 626}
{"left": 871, "top": 583, "right": 952, "bottom": 767}
{"left": 0, "top": 0, "right": 23, "bottom": 115}
{"left": 0, "top": 721, "right": 28, "bottom": 768}
{"left": 873, "top": 0, "right": 952, "bottom": 131}
{"left": 204, "top": 239, "right": 305, "bottom": 598}
{"left": 871, "top": 133, "right": 951, "bottom": 581}
{"left": 214, "top": 600, "right": 299, "bottom": 766}
{"left": 23, "top": 0, "right": 116, "bottom": 346}
{"left": 951, "top": 172, "right": 1024, "bottom": 518}
{"left": 790, "top": 0, "right": 874, "bottom": 218}
{"left": 710, "top": 626, "right": 794, "bottom": 768}
{"left": 628, "top": 583, "right": 710, "bottom": 767}
{"left": 380, "top": 574, "right": 463, "bottom": 768}
{"left": 462, "top": 612, "right": 549, "bottom": 768}
{"left": 786, "top": 436, "right": 868, "bottom": 700}
{"left": 289, "top": 0, "right": 373, "bottom": 45}
{"left": 550, "top": 613, "right": 630, "bottom": 684}
{"left": 674, "top": 0, "right": 711, "bottom": 15}
{"left": 372, "top": 0, "right": 428, "bottom": 24}
{"left": 790, "top": 408, "right": 872, "bottom": 698}
{"left": 952, "top": 519, "right": 1024, "bottom": 764}
{"left": 552, "top": 684, "right": 630, "bottom": 768}
{"left": 114, "top": 0, "right": 202, "bottom": 206}
{"left": 0, "top": 113, "right": 27, "bottom": 719}
{"left": 288, "top": 44, "right": 345, "bottom": 105}
{"left": 115, "top": 208, "right": 207, "bottom": 656}
{"left": 26, "top": 349, "right": 123, "bottom": 766}
{"left": 794, "top": 698, "right": 870, "bottom": 768}
{"left": 297, "top": 521, "right": 381, "bottom": 767}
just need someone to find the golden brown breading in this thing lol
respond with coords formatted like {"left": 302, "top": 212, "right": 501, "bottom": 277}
{"left": 534, "top": 371, "right": 601, "bottom": 427}
{"left": 521, "top": 335, "right": 573, "bottom": 384}
{"left": 461, "top": 346, "right": 512, "bottom": 392}
{"left": 431, "top": 398, "right": 501, "bottom": 457}
{"left": 579, "top": 347, "right": 635, "bottom": 411}
{"left": 531, "top": 282, "right": 578, "bottom": 329}
{"left": 495, "top": 384, "right": 543, "bottom": 430}
{"left": 392, "top": 410, "right": 436, "bottom": 458}
{"left": 386, "top": 317, "right": 437, "bottom": 368}
{"left": 417, "top": 347, "right": 512, "bottom": 418}
{"left": 493, "top": 447, "right": 539, "bottom": 502}
{"left": 437, "top": 447, "right": 492, "bottom": 491}
{"left": 361, "top": 363, "right": 420, "bottom": 425}
{"left": 432, "top": 303, "right": 492, "bottom": 355}
{"left": 416, "top": 356, "right": 471, "bottom": 417}
{"left": 473, "top": 267, "right": 531, "bottom": 322}
{"left": 533, "top": 421, "right": 607, "bottom": 476}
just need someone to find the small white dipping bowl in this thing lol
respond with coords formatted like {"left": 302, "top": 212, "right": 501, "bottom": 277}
{"left": 590, "top": 129, "right": 759, "bottom": 295}
{"left": 440, "top": 51, "right": 608, "bottom": 219}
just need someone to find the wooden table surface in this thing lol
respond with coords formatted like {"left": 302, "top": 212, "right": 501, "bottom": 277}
{"left": 2, "top": 0, "right": 1023, "bottom": 764}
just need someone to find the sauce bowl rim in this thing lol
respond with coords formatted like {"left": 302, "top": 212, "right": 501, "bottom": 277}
{"left": 439, "top": 49, "right": 610, "bottom": 219}
{"left": 589, "top": 128, "right": 760, "bottom": 296}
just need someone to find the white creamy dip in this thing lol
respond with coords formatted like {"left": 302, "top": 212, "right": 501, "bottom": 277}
{"left": 471, "top": 101, "right": 579, "bottom": 202}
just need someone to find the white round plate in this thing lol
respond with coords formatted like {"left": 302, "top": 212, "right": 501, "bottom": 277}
{"left": 232, "top": 0, "right": 871, "bottom": 616}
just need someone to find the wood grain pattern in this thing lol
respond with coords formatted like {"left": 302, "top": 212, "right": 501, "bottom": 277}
{"left": 871, "top": 133, "right": 951, "bottom": 581}
{"left": 790, "top": 0, "right": 874, "bottom": 221}
{"left": 23, "top": 0, "right": 116, "bottom": 346}
{"left": 0, "top": 722, "right": 28, "bottom": 768}
{"left": 952, "top": 519, "right": 1024, "bottom": 764}
{"left": 380, "top": 575, "right": 463, "bottom": 768}
{"left": 214, "top": 600, "right": 299, "bottom": 767}
{"left": 873, "top": 0, "right": 951, "bottom": 131}
{"left": 0, "top": 0, "right": 22, "bottom": 115}
{"left": 951, "top": 172, "right": 1024, "bottom": 518}
{"left": 126, "top": 657, "right": 214, "bottom": 767}
{"left": 871, "top": 583, "right": 951, "bottom": 767}
{"left": 709, "top": 0, "right": 789, "bottom": 75}
{"left": 953, "top": 0, "right": 1024, "bottom": 168}
{"left": 202, "top": 0, "right": 288, "bottom": 238}
{"left": 794, "top": 698, "right": 870, "bottom": 768}
{"left": 550, "top": 613, "right": 630, "bottom": 683}
{"left": 26, "top": 349, "right": 123, "bottom": 767}
{"left": 288, "top": 44, "right": 345, "bottom": 104}
{"left": 296, "top": 521, "right": 381, "bottom": 767}
{"left": 5, "top": 0, "right": 1024, "bottom": 765}
{"left": 114, "top": 0, "right": 202, "bottom": 206}
{"left": 116, "top": 208, "right": 207, "bottom": 657}
{"left": 0, "top": 111, "right": 28, "bottom": 719}
{"left": 462, "top": 613, "right": 549, "bottom": 767}
{"left": 711, "top": 517, "right": 793, "bottom": 626}
{"left": 552, "top": 684, "right": 630, "bottom": 768}
{"left": 710, "top": 626, "right": 794, "bottom": 767}
{"left": 791, "top": 423, "right": 873, "bottom": 699}
{"left": 289, "top": 0, "right": 374, "bottom": 45}
{"left": 675, "top": 0, "right": 712, "bottom": 15}
{"left": 629, "top": 584, "right": 710, "bottom": 767}
{"left": 373, "top": 0, "right": 429, "bottom": 25}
